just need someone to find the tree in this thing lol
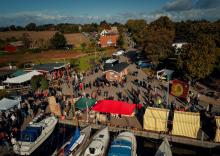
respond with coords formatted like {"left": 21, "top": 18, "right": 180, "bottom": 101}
{"left": 80, "top": 42, "right": 87, "bottom": 51}
{"left": 31, "top": 75, "right": 42, "bottom": 91}
{"left": 40, "top": 77, "right": 49, "bottom": 90}
{"left": 143, "top": 28, "right": 175, "bottom": 67}
{"left": 20, "top": 33, "right": 31, "bottom": 49}
{"left": 100, "top": 20, "right": 111, "bottom": 30}
{"left": 117, "top": 33, "right": 124, "bottom": 48}
{"left": 25, "top": 23, "right": 37, "bottom": 31}
{"left": 31, "top": 75, "right": 48, "bottom": 91}
{"left": 150, "top": 16, "right": 174, "bottom": 31}
{"left": 50, "top": 32, "right": 67, "bottom": 49}
{"left": 178, "top": 34, "right": 217, "bottom": 80}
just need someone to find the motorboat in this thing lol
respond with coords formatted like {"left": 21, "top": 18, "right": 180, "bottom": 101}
{"left": 52, "top": 126, "right": 91, "bottom": 156}
{"left": 108, "top": 131, "right": 137, "bottom": 156}
{"left": 83, "top": 126, "right": 109, "bottom": 156}
{"left": 13, "top": 116, "right": 58, "bottom": 155}
{"left": 155, "top": 137, "right": 172, "bottom": 156}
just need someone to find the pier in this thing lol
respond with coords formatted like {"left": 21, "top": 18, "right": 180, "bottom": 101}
{"left": 59, "top": 118, "right": 220, "bottom": 149}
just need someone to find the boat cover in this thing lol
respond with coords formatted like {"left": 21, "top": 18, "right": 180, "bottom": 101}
{"left": 19, "top": 126, "right": 42, "bottom": 142}
{"left": 108, "top": 140, "right": 132, "bottom": 156}
{"left": 92, "top": 100, "right": 141, "bottom": 116}
{"left": 64, "top": 127, "right": 80, "bottom": 154}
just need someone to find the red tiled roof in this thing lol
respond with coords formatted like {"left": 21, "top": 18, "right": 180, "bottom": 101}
{"left": 99, "top": 35, "right": 118, "bottom": 47}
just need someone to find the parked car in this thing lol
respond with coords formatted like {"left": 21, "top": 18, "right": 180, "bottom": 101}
{"left": 112, "top": 50, "right": 125, "bottom": 56}
{"left": 135, "top": 59, "right": 151, "bottom": 65}
{"left": 137, "top": 62, "right": 153, "bottom": 68}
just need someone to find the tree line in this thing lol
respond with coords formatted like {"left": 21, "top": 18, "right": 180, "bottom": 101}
{"left": 125, "top": 17, "right": 220, "bottom": 81}
{"left": 0, "top": 20, "right": 123, "bottom": 33}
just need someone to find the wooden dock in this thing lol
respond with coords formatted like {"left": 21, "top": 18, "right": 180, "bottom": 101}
{"left": 59, "top": 119, "right": 220, "bottom": 149}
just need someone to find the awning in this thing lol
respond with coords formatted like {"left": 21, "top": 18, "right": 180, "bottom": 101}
{"left": 75, "top": 97, "right": 96, "bottom": 111}
{"left": 0, "top": 98, "right": 20, "bottom": 111}
{"left": 143, "top": 107, "right": 169, "bottom": 132}
{"left": 92, "top": 100, "right": 139, "bottom": 116}
{"left": 11, "top": 70, "right": 27, "bottom": 77}
{"left": 3, "top": 70, "right": 42, "bottom": 84}
{"left": 172, "top": 111, "right": 200, "bottom": 139}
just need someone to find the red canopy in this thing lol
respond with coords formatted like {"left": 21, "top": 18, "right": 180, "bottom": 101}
{"left": 92, "top": 100, "right": 138, "bottom": 115}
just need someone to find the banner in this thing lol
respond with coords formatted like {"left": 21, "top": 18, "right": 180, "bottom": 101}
{"left": 170, "top": 79, "right": 189, "bottom": 98}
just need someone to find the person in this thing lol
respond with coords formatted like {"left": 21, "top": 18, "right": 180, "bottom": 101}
{"left": 89, "top": 81, "right": 92, "bottom": 89}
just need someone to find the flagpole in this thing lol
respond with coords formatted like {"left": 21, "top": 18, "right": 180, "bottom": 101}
{"left": 167, "top": 76, "right": 170, "bottom": 108}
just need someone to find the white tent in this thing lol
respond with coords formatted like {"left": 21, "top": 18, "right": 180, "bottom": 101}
{"left": 3, "top": 70, "right": 42, "bottom": 84}
{"left": 0, "top": 98, "right": 19, "bottom": 111}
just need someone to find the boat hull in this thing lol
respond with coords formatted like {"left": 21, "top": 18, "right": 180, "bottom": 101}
{"left": 13, "top": 116, "right": 58, "bottom": 155}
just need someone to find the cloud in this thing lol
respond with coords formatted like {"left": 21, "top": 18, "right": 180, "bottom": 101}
{"left": 0, "top": 0, "right": 220, "bottom": 26}
{"left": 195, "top": 0, "right": 220, "bottom": 9}
{"left": 163, "top": 0, "right": 193, "bottom": 11}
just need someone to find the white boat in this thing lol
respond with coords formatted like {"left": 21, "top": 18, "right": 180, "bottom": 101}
{"left": 83, "top": 126, "right": 109, "bottom": 156}
{"left": 13, "top": 116, "right": 58, "bottom": 155}
{"left": 155, "top": 137, "right": 172, "bottom": 156}
{"left": 108, "top": 131, "right": 137, "bottom": 156}
{"left": 52, "top": 126, "right": 91, "bottom": 156}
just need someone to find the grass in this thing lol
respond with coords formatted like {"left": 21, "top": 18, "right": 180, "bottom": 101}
{"left": 77, "top": 54, "right": 100, "bottom": 72}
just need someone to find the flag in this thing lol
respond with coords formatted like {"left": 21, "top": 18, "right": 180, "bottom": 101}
{"left": 170, "top": 79, "right": 189, "bottom": 98}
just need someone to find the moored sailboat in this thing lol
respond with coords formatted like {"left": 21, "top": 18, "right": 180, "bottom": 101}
{"left": 83, "top": 126, "right": 110, "bottom": 156}
{"left": 155, "top": 137, "right": 172, "bottom": 156}
{"left": 52, "top": 125, "right": 91, "bottom": 156}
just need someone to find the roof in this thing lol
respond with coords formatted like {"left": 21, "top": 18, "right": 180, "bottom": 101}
{"left": 0, "top": 98, "right": 19, "bottom": 111}
{"left": 105, "top": 58, "right": 118, "bottom": 64}
{"left": 3, "top": 70, "right": 42, "bottom": 84}
{"left": 104, "top": 62, "right": 128, "bottom": 73}
{"left": 11, "top": 70, "right": 27, "bottom": 77}
{"left": 9, "top": 41, "right": 24, "bottom": 47}
{"left": 99, "top": 35, "right": 118, "bottom": 47}
{"left": 92, "top": 100, "right": 137, "bottom": 115}
{"left": 33, "top": 63, "right": 66, "bottom": 72}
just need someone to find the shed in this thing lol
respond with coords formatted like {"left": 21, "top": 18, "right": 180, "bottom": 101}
{"left": 143, "top": 107, "right": 169, "bottom": 132}
{"left": 172, "top": 111, "right": 200, "bottom": 139}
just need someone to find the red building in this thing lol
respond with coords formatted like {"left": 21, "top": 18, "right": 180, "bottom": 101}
{"left": 99, "top": 35, "right": 118, "bottom": 48}
{"left": 4, "top": 41, "right": 24, "bottom": 53}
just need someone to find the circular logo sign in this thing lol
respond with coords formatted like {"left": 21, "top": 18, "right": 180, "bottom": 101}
{"left": 171, "top": 83, "right": 184, "bottom": 97}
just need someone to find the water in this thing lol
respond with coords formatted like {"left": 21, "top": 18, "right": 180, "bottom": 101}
{"left": 18, "top": 124, "right": 220, "bottom": 156}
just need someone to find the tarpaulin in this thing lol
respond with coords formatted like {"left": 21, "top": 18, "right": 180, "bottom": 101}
{"left": 143, "top": 107, "right": 169, "bottom": 132}
{"left": 48, "top": 96, "right": 61, "bottom": 116}
{"left": 215, "top": 116, "right": 220, "bottom": 142}
{"left": 170, "top": 79, "right": 189, "bottom": 98}
{"left": 172, "top": 111, "right": 200, "bottom": 139}
{"left": 92, "top": 100, "right": 139, "bottom": 116}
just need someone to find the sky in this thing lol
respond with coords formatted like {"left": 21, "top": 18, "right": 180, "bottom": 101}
{"left": 0, "top": 0, "right": 219, "bottom": 26}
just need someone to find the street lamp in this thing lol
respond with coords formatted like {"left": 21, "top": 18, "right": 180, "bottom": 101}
{"left": 86, "top": 100, "right": 89, "bottom": 122}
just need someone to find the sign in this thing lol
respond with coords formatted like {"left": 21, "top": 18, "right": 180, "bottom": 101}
{"left": 48, "top": 96, "right": 61, "bottom": 116}
{"left": 170, "top": 79, "right": 189, "bottom": 98}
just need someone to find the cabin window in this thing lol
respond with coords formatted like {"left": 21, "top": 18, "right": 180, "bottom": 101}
{"left": 89, "top": 148, "right": 95, "bottom": 154}
{"left": 99, "top": 134, "right": 104, "bottom": 138}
